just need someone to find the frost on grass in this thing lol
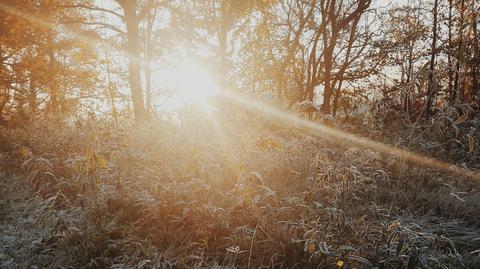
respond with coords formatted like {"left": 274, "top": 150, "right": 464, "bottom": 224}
{"left": 1, "top": 107, "right": 480, "bottom": 268}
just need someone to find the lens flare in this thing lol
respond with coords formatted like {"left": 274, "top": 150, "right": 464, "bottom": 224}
{"left": 163, "top": 61, "right": 219, "bottom": 108}
{"left": 216, "top": 90, "right": 479, "bottom": 180}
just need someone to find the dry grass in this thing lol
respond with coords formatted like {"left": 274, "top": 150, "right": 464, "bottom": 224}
{"left": 1, "top": 105, "right": 480, "bottom": 268}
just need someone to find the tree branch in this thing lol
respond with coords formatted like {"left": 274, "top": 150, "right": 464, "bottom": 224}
{"left": 61, "top": 20, "right": 127, "bottom": 36}
{"left": 62, "top": 4, "right": 125, "bottom": 20}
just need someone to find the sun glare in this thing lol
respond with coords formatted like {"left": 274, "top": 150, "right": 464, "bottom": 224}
{"left": 162, "top": 61, "right": 220, "bottom": 110}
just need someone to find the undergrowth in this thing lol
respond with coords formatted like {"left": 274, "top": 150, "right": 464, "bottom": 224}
{"left": 1, "top": 104, "right": 480, "bottom": 269}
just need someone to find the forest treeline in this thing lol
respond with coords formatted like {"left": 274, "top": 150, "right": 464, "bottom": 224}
{"left": 0, "top": 0, "right": 479, "bottom": 124}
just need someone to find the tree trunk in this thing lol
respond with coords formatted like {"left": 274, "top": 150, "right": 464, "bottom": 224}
{"left": 404, "top": 37, "right": 414, "bottom": 116}
{"left": 103, "top": 42, "right": 118, "bottom": 126}
{"left": 425, "top": 0, "right": 439, "bottom": 118}
{"left": 16, "top": 80, "right": 25, "bottom": 120}
{"left": 447, "top": 0, "right": 454, "bottom": 100}
{"left": 332, "top": 79, "right": 344, "bottom": 117}
{"left": 46, "top": 40, "right": 58, "bottom": 115}
{"left": 28, "top": 74, "right": 36, "bottom": 117}
{"left": 321, "top": 42, "right": 335, "bottom": 114}
{"left": 120, "top": 0, "right": 148, "bottom": 124}
{"left": 305, "top": 29, "right": 322, "bottom": 102}
{"left": 471, "top": 14, "right": 479, "bottom": 98}
{"left": 145, "top": 58, "right": 153, "bottom": 113}
{"left": 321, "top": 78, "right": 333, "bottom": 114}
{"left": 0, "top": 48, "right": 7, "bottom": 121}
{"left": 144, "top": 6, "right": 156, "bottom": 114}
{"left": 454, "top": 0, "right": 465, "bottom": 101}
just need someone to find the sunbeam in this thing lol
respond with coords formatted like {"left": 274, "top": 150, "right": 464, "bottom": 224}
{"left": 216, "top": 91, "right": 479, "bottom": 180}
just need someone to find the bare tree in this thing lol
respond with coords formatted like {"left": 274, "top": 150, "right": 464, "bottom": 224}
{"left": 115, "top": 0, "right": 149, "bottom": 123}
{"left": 424, "top": 0, "right": 439, "bottom": 118}
{"left": 300, "top": 0, "right": 372, "bottom": 114}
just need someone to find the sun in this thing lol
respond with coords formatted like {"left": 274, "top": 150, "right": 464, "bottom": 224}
{"left": 162, "top": 61, "right": 220, "bottom": 109}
